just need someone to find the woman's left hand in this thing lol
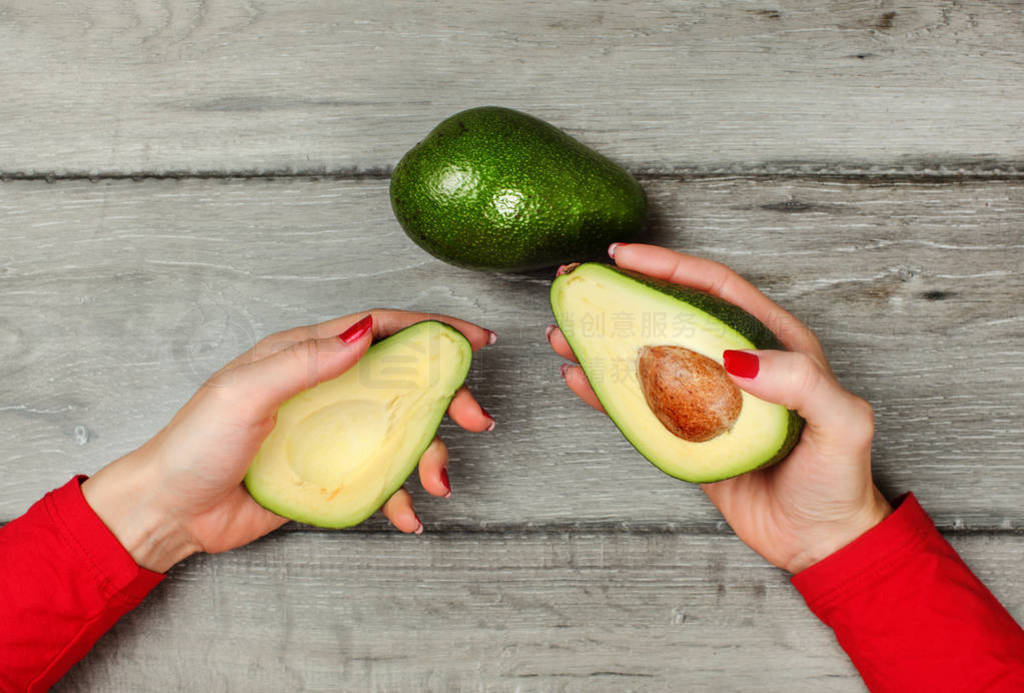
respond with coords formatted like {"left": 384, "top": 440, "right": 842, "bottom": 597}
{"left": 82, "top": 309, "right": 496, "bottom": 572}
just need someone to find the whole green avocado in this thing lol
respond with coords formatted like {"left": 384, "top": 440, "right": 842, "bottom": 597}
{"left": 390, "top": 106, "right": 647, "bottom": 271}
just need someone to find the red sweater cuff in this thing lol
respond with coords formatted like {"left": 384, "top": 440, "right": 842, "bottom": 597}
{"left": 48, "top": 476, "right": 166, "bottom": 599}
{"left": 0, "top": 476, "right": 165, "bottom": 691}
{"left": 791, "top": 492, "right": 927, "bottom": 610}
{"left": 791, "top": 492, "right": 1024, "bottom": 692}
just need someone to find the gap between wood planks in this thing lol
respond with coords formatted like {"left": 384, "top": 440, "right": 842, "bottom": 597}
{"left": 3, "top": 162, "right": 1024, "bottom": 184}
{"left": 3, "top": 168, "right": 1021, "bottom": 537}
{"left": 0, "top": 520, "right": 1021, "bottom": 536}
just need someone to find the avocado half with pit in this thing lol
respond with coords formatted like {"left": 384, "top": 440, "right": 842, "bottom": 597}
{"left": 244, "top": 320, "right": 472, "bottom": 528}
{"left": 550, "top": 263, "right": 802, "bottom": 482}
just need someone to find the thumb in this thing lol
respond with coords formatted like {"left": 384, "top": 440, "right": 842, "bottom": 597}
{"left": 217, "top": 315, "right": 374, "bottom": 423}
{"left": 722, "top": 349, "right": 872, "bottom": 444}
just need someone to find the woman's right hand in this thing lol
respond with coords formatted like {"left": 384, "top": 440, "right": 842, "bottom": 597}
{"left": 83, "top": 310, "right": 496, "bottom": 573}
{"left": 547, "top": 243, "right": 892, "bottom": 574}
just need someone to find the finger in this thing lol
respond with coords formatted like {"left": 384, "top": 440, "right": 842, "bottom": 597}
{"left": 272, "top": 310, "right": 492, "bottom": 352}
{"left": 219, "top": 310, "right": 495, "bottom": 375}
{"left": 447, "top": 386, "right": 495, "bottom": 432}
{"left": 545, "top": 325, "right": 579, "bottom": 363}
{"left": 417, "top": 437, "right": 451, "bottom": 498}
{"left": 380, "top": 488, "right": 424, "bottom": 534}
{"left": 369, "top": 310, "right": 495, "bottom": 351}
{"left": 209, "top": 316, "right": 374, "bottom": 424}
{"left": 722, "top": 349, "right": 873, "bottom": 449}
{"left": 609, "top": 244, "right": 826, "bottom": 365}
{"left": 560, "top": 364, "right": 606, "bottom": 413}
{"left": 233, "top": 487, "right": 291, "bottom": 537}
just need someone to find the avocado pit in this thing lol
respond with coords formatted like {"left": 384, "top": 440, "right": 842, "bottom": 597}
{"left": 637, "top": 345, "right": 742, "bottom": 443}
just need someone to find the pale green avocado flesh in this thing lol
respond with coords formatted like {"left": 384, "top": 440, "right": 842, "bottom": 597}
{"left": 244, "top": 321, "right": 472, "bottom": 528}
{"left": 550, "top": 263, "right": 802, "bottom": 483}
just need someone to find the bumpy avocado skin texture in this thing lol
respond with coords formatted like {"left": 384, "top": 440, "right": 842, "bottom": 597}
{"left": 550, "top": 263, "right": 804, "bottom": 482}
{"left": 390, "top": 106, "right": 648, "bottom": 272}
{"left": 243, "top": 321, "right": 472, "bottom": 529}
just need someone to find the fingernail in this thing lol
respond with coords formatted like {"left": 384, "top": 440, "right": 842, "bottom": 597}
{"left": 440, "top": 468, "right": 451, "bottom": 498}
{"left": 608, "top": 242, "right": 629, "bottom": 258}
{"left": 339, "top": 315, "right": 373, "bottom": 344}
{"left": 487, "top": 330, "right": 498, "bottom": 345}
{"left": 545, "top": 324, "right": 556, "bottom": 340}
{"left": 723, "top": 350, "right": 759, "bottom": 379}
{"left": 414, "top": 522, "right": 424, "bottom": 535}
{"left": 556, "top": 264, "right": 569, "bottom": 276}
{"left": 560, "top": 363, "right": 571, "bottom": 378}
{"left": 480, "top": 405, "right": 496, "bottom": 431}
{"left": 555, "top": 262, "right": 580, "bottom": 277}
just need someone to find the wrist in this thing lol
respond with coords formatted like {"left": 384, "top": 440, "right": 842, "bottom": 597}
{"left": 82, "top": 452, "right": 199, "bottom": 573}
{"left": 786, "top": 488, "right": 893, "bottom": 574}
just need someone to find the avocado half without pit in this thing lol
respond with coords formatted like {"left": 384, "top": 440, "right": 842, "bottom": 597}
{"left": 550, "top": 263, "right": 803, "bottom": 482}
{"left": 244, "top": 321, "right": 472, "bottom": 528}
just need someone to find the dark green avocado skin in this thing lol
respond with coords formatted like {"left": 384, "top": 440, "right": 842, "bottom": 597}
{"left": 390, "top": 106, "right": 648, "bottom": 272}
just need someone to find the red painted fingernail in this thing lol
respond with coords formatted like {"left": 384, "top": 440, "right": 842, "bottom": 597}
{"left": 339, "top": 315, "right": 373, "bottom": 344}
{"left": 440, "top": 468, "right": 451, "bottom": 497}
{"left": 556, "top": 264, "right": 569, "bottom": 276}
{"left": 487, "top": 330, "right": 498, "bottom": 345}
{"left": 414, "top": 522, "right": 424, "bottom": 535}
{"left": 723, "top": 350, "right": 759, "bottom": 378}
{"left": 608, "top": 242, "right": 629, "bottom": 258}
{"left": 560, "top": 363, "right": 571, "bottom": 378}
{"left": 480, "top": 405, "right": 496, "bottom": 431}
{"left": 545, "top": 324, "right": 556, "bottom": 340}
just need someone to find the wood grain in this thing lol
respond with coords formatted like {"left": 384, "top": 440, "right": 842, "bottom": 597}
{"left": 4, "top": 1, "right": 1022, "bottom": 689}
{"left": 51, "top": 530, "right": 1024, "bottom": 692}
{"left": 2, "top": 177, "right": 1021, "bottom": 529}
{"left": 2, "top": 1, "right": 1024, "bottom": 176}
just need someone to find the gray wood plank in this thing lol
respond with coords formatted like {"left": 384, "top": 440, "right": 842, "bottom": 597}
{"left": 2, "top": 177, "right": 1022, "bottom": 528}
{"left": 2, "top": 1, "right": 1024, "bottom": 176}
{"left": 53, "top": 530, "right": 1024, "bottom": 692}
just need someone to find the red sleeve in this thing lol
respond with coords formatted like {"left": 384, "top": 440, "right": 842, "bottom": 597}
{"left": 0, "top": 476, "right": 164, "bottom": 692}
{"left": 792, "top": 493, "right": 1024, "bottom": 692}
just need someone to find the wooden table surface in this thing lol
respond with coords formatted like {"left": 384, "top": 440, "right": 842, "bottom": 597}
{"left": 3, "top": 2, "right": 1023, "bottom": 690}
